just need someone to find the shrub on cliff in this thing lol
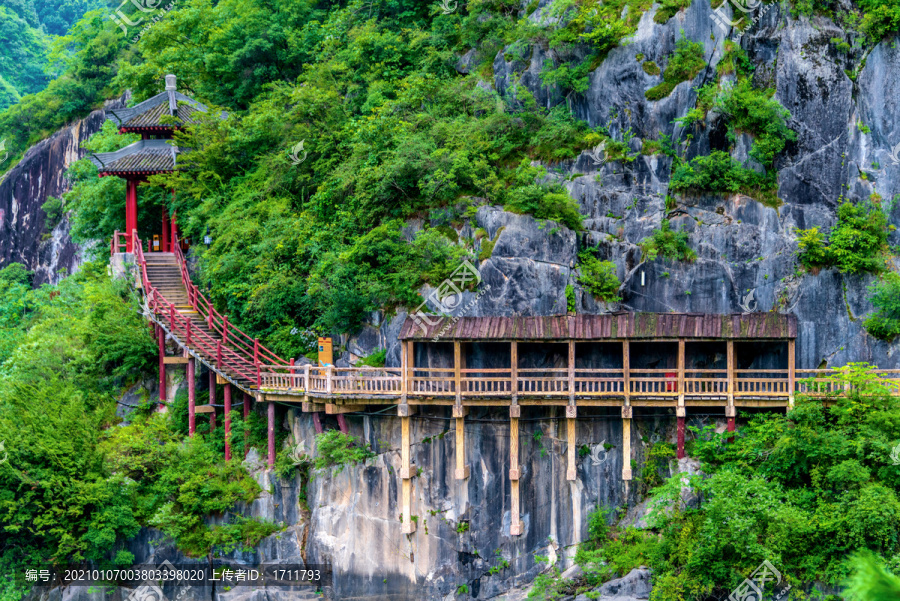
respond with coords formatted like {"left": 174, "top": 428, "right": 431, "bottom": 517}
{"left": 645, "top": 34, "right": 706, "bottom": 101}
{"left": 577, "top": 250, "right": 621, "bottom": 302}
{"left": 314, "top": 430, "right": 375, "bottom": 472}
{"left": 864, "top": 273, "right": 900, "bottom": 341}
{"left": 796, "top": 201, "right": 890, "bottom": 275}
{"left": 639, "top": 220, "right": 696, "bottom": 262}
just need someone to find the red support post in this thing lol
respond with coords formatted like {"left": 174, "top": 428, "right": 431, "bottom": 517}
{"left": 312, "top": 412, "right": 323, "bottom": 434}
{"left": 676, "top": 416, "right": 685, "bottom": 459}
{"left": 158, "top": 327, "right": 166, "bottom": 408}
{"left": 267, "top": 400, "right": 275, "bottom": 468}
{"left": 125, "top": 179, "right": 138, "bottom": 253}
{"left": 224, "top": 383, "right": 232, "bottom": 460}
{"left": 727, "top": 417, "right": 736, "bottom": 443}
{"left": 188, "top": 358, "right": 196, "bottom": 436}
{"left": 244, "top": 391, "right": 251, "bottom": 458}
{"left": 337, "top": 414, "right": 349, "bottom": 434}
{"left": 161, "top": 207, "right": 169, "bottom": 254}
{"left": 209, "top": 369, "right": 216, "bottom": 433}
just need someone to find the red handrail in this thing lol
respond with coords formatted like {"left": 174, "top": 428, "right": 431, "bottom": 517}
{"left": 127, "top": 230, "right": 286, "bottom": 386}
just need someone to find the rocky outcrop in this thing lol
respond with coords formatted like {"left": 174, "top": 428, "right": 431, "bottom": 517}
{"left": 0, "top": 95, "right": 126, "bottom": 285}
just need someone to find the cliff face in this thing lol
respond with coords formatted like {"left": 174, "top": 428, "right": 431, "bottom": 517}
{"left": 0, "top": 96, "right": 126, "bottom": 285}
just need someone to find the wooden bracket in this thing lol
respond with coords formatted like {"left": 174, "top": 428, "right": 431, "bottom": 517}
{"left": 194, "top": 404, "right": 215, "bottom": 414}
{"left": 400, "top": 465, "right": 418, "bottom": 479}
{"left": 398, "top": 404, "right": 417, "bottom": 417}
{"left": 725, "top": 405, "right": 736, "bottom": 418}
{"left": 509, "top": 405, "right": 521, "bottom": 418}
{"left": 163, "top": 356, "right": 189, "bottom": 364}
{"left": 565, "top": 405, "right": 576, "bottom": 419}
{"left": 216, "top": 374, "right": 228, "bottom": 384}
{"left": 452, "top": 405, "right": 468, "bottom": 418}
{"left": 621, "top": 406, "right": 633, "bottom": 419}
{"left": 676, "top": 406, "right": 686, "bottom": 418}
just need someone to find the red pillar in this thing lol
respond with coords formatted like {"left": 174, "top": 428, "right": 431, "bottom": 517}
{"left": 312, "top": 412, "right": 323, "bottom": 434}
{"left": 244, "top": 391, "right": 251, "bottom": 458}
{"left": 676, "top": 416, "right": 685, "bottom": 459}
{"left": 171, "top": 211, "right": 178, "bottom": 248}
{"left": 209, "top": 370, "right": 216, "bottom": 433}
{"left": 125, "top": 179, "right": 138, "bottom": 252}
{"left": 158, "top": 327, "right": 166, "bottom": 408}
{"left": 337, "top": 414, "right": 349, "bottom": 434}
{"left": 224, "top": 383, "right": 232, "bottom": 460}
{"left": 727, "top": 417, "right": 736, "bottom": 443}
{"left": 267, "top": 401, "right": 275, "bottom": 468}
{"left": 161, "top": 207, "right": 169, "bottom": 253}
{"left": 188, "top": 358, "right": 196, "bottom": 436}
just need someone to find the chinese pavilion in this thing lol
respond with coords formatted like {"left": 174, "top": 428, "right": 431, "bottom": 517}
{"left": 90, "top": 74, "right": 208, "bottom": 252}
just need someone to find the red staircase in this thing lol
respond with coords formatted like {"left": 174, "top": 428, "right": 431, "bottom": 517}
{"left": 118, "top": 230, "right": 289, "bottom": 388}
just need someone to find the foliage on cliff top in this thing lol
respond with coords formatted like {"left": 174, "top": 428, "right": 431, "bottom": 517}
{"left": 572, "top": 364, "right": 900, "bottom": 598}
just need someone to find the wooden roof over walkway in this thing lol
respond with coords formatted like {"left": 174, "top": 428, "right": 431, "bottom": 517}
{"left": 399, "top": 313, "right": 797, "bottom": 341}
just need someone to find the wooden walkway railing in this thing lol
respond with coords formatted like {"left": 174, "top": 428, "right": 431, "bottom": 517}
{"left": 259, "top": 365, "right": 900, "bottom": 400}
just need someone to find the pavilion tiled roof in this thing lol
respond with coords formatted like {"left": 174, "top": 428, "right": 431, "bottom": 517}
{"left": 107, "top": 91, "right": 208, "bottom": 131}
{"left": 399, "top": 313, "right": 798, "bottom": 341}
{"left": 89, "top": 139, "right": 183, "bottom": 176}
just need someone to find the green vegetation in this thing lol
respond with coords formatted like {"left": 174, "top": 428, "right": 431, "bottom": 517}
{"left": 641, "top": 60, "right": 660, "bottom": 76}
{"left": 576, "top": 250, "right": 621, "bottom": 301}
{"left": 356, "top": 349, "right": 387, "bottom": 367}
{"left": 639, "top": 220, "right": 697, "bottom": 262}
{"left": 566, "top": 365, "right": 900, "bottom": 598}
{"left": 796, "top": 201, "right": 890, "bottom": 274}
{"left": 863, "top": 273, "right": 900, "bottom": 341}
{"left": 313, "top": 430, "right": 375, "bottom": 472}
{"left": 565, "top": 284, "right": 576, "bottom": 313}
{"left": 645, "top": 35, "right": 706, "bottom": 101}
{"left": 669, "top": 150, "right": 771, "bottom": 200}
{"left": 0, "top": 261, "right": 276, "bottom": 573}
{"left": 653, "top": 0, "right": 692, "bottom": 23}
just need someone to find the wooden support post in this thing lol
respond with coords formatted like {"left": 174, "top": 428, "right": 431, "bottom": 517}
{"left": 304, "top": 363, "right": 311, "bottom": 393}
{"left": 510, "top": 410, "right": 523, "bottom": 536}
{"left": 401, "top": 415, "right": 416, "bottom": 534}
{"left": 727, "top": 340, "right": 735, "bottom": 413}
{"left": 566, "top": 405, "right": 577, "bottom": 481}
{"left": 568, "top": 340, "right": 576, "bottom": 403}
{"left": 407, "top": 341, "right": 415, "bottom": 395}
{"left": 224, "top": 383, "right": 232, "bottom": 460}
{"left": 125, "top": 179, "right": 137, "bottom": 252}
{"left": 158, "top": 327, "right": 166, "bottom": 408}
{"left": 676, "top": 416, "right": 685, "bottom": 459}
{"left": 621, "top": 406, "right": 632, "bottom": 480}
{"left": 267, "top": 399, "right": 275, "bottom": 468}
{"left": 289, "top": 358, "right": 295, "bottom": 389}
{"left": 188, "top": 358, "right": 196, "bottom": 436}
{"left": 510, "top": 341, "right": 518, "bottom": 403}
{"left": 400, "top": 340, "right": 408, "bottom": 402}
{"left": 326, "top": 365, "right": 333, "bottom": 395}
{"left": 454, "top": 341, "right": 462, "bottom": 404}
{"left": 243, "top": 391, "right": 251, "bottom": 458}
{"left": 454, "top": 405, "right": 470, "bottom": 480}
{"left": 622, "top": 340, "right": 631, "bottom": 405}
{"left": 726, "top": 405, "right": 736, "bottom": 443}
{"left": 337, "top": 414, "right": 349, "bottom": 434}
{"left": 677, "top": 338, "right": 685, "bottom": 408}
{"left": 312, "top": 412, "right": 323, "bottom": 434}
{"left": 161, "top": 207, "right": 169, "bottom": 253}
{"left": 209, "top": 369, "right": 216, "bottom": 433}
{"left": 787, "top": 339, "right": 796, "bottom": 408}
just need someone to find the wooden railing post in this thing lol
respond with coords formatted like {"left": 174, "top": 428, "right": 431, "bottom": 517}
{"left": 454, "top": 341, "right": 462, "bottom": 403}
{"left": 788, "top": 339, "right": 796, "bottom": 408}
{"left": 326, "top": 365, "right": 333, "bottom": 395}
{"left": 304, "top": 363, "right": 310, "bottom": 393}
{"left": 510, "top": 341, "right": 518, "bottom": 402}
{"left": 254, "top": 339, "right": 261, "bottom": 389}
{"left": 726, "top": 340, "right": 736, "bottom": 440}
{"left": 290, "top": 358, "right": 295, "bottom": 389}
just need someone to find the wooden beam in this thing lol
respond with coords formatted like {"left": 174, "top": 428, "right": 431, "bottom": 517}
{"left": 510, "top": 412, "right": 523, "bottom": 536}
{"left": 510, "top": 341, "right": 518, "bottom": 404}
{"left": 787, "top": 339, "right": 796, "bottom": 408}
{"left": 568, "top": 340, "right": 576, "bottom": 403}
{"left": 194, "top": 404, "right": 215, "bottom": 414}
{"left": 401, "top": 415, "right": 416, "bottom": 534}
{"left": 454, "top": 341, "right": 462, "bottom": 404}
{"left": 216, "top": 374, "right": 229, "bottom": 384}
{"left": 325, "top": 403, "right": 366, "bottom": 414}
{"left": 677, "top": 338, "right": 685, "bottom": 408}
{"left": 163, "top": 356, "right": 189, "bottom": 364}
{"left": 302, "top": 401, "right": 326, "bottom": 413}
{"left": 455, "top": 406, "right": 469, "bottom": 480}
{"left": 727, "top": 340, "right": 735, "bottom": 410}
{"left": 566, "top": 406, "right": 576, "bottom": 481}
{"left": 622, "top": 406, "right": 632, "bottom": 480}
{"left": 623, "top": 340, "right": 631, "bottom": 405}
